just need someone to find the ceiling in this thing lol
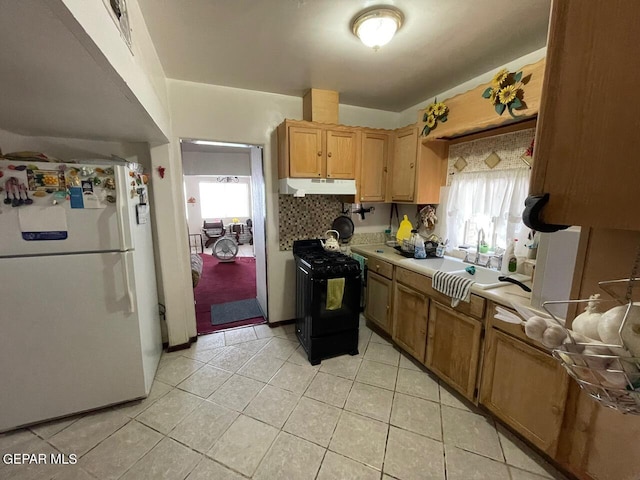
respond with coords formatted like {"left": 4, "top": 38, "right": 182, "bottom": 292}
{"left": 137, "top": 0, "right": 551, "bottom": 112}
{"left": 0, "top": 0, "right": 167, "bottom": 143}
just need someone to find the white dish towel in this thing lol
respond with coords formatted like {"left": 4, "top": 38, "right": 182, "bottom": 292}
{"left": 432, "top": 271, "right": 475, "bottom": 308}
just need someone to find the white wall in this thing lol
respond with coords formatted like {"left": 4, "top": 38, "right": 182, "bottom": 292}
{"left": 57, "top": 0, "right": 170, "bottom": 141}
{"left": 0, "top": 129, "right": 151, "bottom": 165}
{"left": 181, "top": 151, "right": 251, "bottom": 176}
{"left": 166, "top": 80, "right": 400, "bottom": 326}
{"left": 397, "top": 47, "right": 547, "bottom": 127}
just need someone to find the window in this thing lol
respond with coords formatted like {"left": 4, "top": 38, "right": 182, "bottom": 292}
{"left": 443, "top": 168, "right": 530, "bottom": 252}
{"left": 199, "top": 182, "right": 250, "bottom": 218}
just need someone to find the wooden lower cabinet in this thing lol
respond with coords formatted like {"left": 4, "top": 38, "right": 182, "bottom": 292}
{"left": 425, "top": 301, "right": 482, "bottom": 401}
{"left": 480, "top": 328, "right": 569, "bottom": 456}
{"left": 557, "top": 383, "right": 640, "bottom": 480}
{"left": 365, "top": 271, "right": 393, "bottom": 334}
{"left": 392, "top": 283, "right": 428, "bottom": 363}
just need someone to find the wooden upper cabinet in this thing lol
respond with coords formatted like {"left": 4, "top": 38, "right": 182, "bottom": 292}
{"left": 326, "top": 129, "right": 357, "bottom": 179}
{"left": 416, "top": 140, "right": 448, "bottom": 205}
{"left": 388, "top": 125, "right": 448, "bottom": 204}
{"left": 390, "top": 125, "right": 418, "bottom": 202}
{"left": 278, "top": 120, "right": 358, "bottom": 180}
{"left": 480, "top": 328, "right": 569, "bottom": 455}
{"left": 426, "top": 301, "right": 482, "bottom": 401}
{"left": 288, "top": 125, "right": 324, "bottom": 178}
{"left": 528, "top": 0, "right": 640, "bottom": 230}
{"left": 358, "top": 130, "right": 389, "bottom": 202}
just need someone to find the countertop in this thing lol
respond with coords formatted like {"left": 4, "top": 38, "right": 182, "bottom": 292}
{"left": 350, "top": 244, "right": 533, "bottom": 311}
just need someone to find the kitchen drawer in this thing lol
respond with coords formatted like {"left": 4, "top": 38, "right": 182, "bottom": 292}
{"left": 368, "top": 259, "right": 394, "bottom": 279}
{"left": 426, "top": 284, "right": 485, "bottom": 320}
{"left": 396, "top": 267, "right": 486, "bottom": 318}
{"left": 396, "top": 267, "right": 429, "bottom": 295}
{"left": 488, "top": 301, "right": 550, "bottom": 352}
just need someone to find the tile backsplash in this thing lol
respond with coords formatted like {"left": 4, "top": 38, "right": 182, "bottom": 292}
{"left": 278, "top": 194, "right": 343, "bottom": 250}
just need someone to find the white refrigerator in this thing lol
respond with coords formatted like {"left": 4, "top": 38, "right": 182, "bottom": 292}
{"left": 0, "top": 159, "right": 162, "bottom": 432}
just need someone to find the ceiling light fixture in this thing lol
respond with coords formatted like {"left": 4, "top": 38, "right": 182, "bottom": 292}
{"left": 352, "top": 6, "right": 404, "bottom": 50}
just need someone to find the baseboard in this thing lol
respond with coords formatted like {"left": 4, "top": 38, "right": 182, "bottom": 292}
{"left": 166, "top": 335, "right": 197, "bottom": 352}
{"left": 267, "top": 318, "right": 296, "bottom": 328}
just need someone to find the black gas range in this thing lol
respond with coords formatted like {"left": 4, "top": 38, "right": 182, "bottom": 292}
{"left": 293, "top": 240, "right": 361, "bottom": 365}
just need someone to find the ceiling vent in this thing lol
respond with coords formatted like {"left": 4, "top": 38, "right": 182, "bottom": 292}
{"left": 103, "top": 0, "right": 132, "bottom": 49}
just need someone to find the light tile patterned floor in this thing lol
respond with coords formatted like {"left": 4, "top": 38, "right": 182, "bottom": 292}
{"left": 0, "top": 317, "right": 568, "bottom": 480}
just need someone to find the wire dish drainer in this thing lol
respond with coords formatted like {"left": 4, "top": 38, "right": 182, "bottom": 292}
{"left": 543, "top": 277, "right": 640, "bottom": 414}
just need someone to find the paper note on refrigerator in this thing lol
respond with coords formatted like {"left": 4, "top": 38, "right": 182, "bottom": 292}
{"left": 18, "top": 206, "right": 68, "bottom": 240}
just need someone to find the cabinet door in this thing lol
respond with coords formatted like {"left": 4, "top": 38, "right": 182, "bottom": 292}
{"left": 365, "top": 271, "right": 393, "bottom": 334}
{"left": 390, "top": 126, "right": 418, "bottom": 202}
{"left": 426, "top": 301, "right": 482, "bottom": 401}
{"left": 392, "top": 283, "right": 428, "bottom": 362}
{"left": 359, "top": 131, "right": 389, "bottom": 202}
{"left": 560, "top": 384, "right": 640, "bottom": 480}
{"left": 528, "top": 1, "right": 640, "bottom": 230}
{"left": 288, "top": 126, "right": 324, "bottom": 178}
{"left": 326, "top": 130, "right": 357, "bottom": 179}
{"left": 480, "top": 328, "right": 569, "bottom": 455}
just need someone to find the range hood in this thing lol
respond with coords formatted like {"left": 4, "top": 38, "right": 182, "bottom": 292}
{"left": 279, "top": 178, "right": 356, "bottom": 197}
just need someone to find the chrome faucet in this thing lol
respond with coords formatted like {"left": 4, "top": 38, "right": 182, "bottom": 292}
{"left": 475, "top": 228, "right": 485, "bottom": 265}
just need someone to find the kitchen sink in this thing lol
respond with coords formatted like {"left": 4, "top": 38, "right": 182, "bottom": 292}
{"left": 399, "top": 255, "right": 531, "bottom": 290}
{"left": 446, "top": 266, "right": 531, "bottom": 290}
{"left": 402, "top": 256, "right": 466, "bottom": 272}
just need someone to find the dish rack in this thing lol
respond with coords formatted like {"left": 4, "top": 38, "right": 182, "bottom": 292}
{"left": 543, "top": 277, "right": 640, "bottom": 414}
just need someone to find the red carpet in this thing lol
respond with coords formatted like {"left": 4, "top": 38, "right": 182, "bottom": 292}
{"left": 194, "top": 254, "right": 264, "bottom": 334}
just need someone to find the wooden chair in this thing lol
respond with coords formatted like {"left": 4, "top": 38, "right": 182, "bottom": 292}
{"left": 202, "top": 220, "right": 225, "bottom": 248}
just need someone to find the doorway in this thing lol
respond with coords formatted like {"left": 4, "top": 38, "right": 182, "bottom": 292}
{"left": 181, "top": 140, "right": 267, "bottom": 335}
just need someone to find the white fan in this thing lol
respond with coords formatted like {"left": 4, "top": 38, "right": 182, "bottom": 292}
{"left": 212, "top": 237, "right": 238, "bottom": 262}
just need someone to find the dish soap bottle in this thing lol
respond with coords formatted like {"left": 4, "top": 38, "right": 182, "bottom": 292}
{"left": 414, "top": 235, "right": 427, "bottom": 259}
{"left": 396, "top": 215, "right": 413, "bottom": 246}
{"left": 502, "top": 240, "right": 518, "bottom": 274}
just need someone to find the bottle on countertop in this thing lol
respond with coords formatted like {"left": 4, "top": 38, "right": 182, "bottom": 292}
{"left": 396, "top": 215, "right": 413, "bottom": 245}
{"left": 404, "top": 229, "right": 419, "bottom": 254}
{"left": 502, "top": 239, "right": 518, "bottom": 274}
{"left": 414, "top": 234, "right": 427, "bottom": 259}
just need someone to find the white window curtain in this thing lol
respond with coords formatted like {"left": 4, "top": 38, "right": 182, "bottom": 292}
{"left": 444, "top": 168, "right": 530, "bottom": 251}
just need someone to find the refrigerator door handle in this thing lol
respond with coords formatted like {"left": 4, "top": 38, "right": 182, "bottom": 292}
{"left": 121, "top": 252, "right": 136, "bottom": 313}
{"left": 116, "top": 166, "right": 134, "bottom": 250}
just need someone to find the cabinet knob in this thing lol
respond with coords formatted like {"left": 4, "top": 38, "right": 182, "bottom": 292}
{"left": 328, "top": 152, "right": 332, "bottom": 157}
{"left": 317, "top": 173, "right": 321, "bottom": 176}
{"left": 376, "top": 265, "right": 380, "bottom": 270}
{"left": 317, "top": 151, "right": 322, "bottom": 156}
{"left": 551, "top": 405, "right": 562, "bottom": 416}
{"left": 410, "top": 162, "right": 415, "bottom": 168}
{"left": 327, "top": 174, "right": 331, "bottom": 177}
